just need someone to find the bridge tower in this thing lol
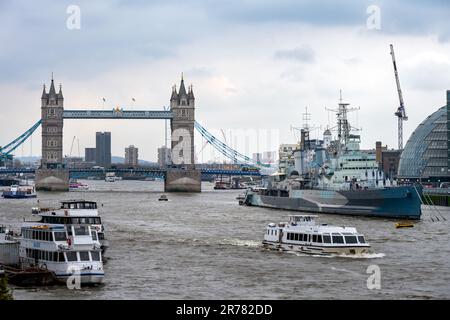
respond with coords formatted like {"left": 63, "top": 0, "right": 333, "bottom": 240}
{"left": 165, "top": 75, "right": 201, "bottom": 192}
{"left": 36, "top": 77, "right": 69, "bottom": 191}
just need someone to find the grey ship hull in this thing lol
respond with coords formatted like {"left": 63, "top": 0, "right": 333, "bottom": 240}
{"left": 245, "top": 186, "right": 422, "bottom": 219}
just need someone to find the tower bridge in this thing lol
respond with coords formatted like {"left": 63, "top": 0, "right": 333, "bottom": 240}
{"left": 0, "top": 75, "right": 267, "bottom": 192}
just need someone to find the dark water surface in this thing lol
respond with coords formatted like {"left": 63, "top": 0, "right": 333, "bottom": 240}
{"left": 1, "top": 180, "right": 449, "bottom": 299}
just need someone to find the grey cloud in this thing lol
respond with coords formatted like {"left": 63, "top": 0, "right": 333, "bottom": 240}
{"left": 274, "top": 46, "right": 315, "bottom": 63}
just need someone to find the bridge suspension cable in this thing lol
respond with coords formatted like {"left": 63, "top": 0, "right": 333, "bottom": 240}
{"left": 194, "top": 121, "right": 269, "bottom": 168}
{"left": 0, "top": 119, "right": 42, "bottom": 159}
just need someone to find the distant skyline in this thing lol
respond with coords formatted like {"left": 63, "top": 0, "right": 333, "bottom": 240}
{"left": 1, "top": 1, "right": 450, "bottom": 162}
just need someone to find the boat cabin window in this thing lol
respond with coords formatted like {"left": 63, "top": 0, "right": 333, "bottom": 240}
{"left": 91, "top": 251, "right": 101, "bottom": 261}
{"left": 25, "top": 248, "right": 64, "bottom": 262}
{"left": 66, "top": 251, "right": 78, "bottom": 262}
{"left": 92, "top": 231, "right": 98, "bottom": 241}
{"left": 54, "top": 232, "right": 67, "bottom": 241}
{"left": 61, "top": 202, "right": 97, "bottom": 210}
{"left": 312, "top": 235, "right": 317, "bottom": 242}
{"left": 323, "top": 234, "right": 331, "bottom": 243}
{"left": 344, "top": 235, "right": 358, "bottom": 244}
{"left": 98, "top": 233, "right": 105, "bottom": 240}
{"left": 315, "top": 235, "right": 322, "bottom": 243}
{"left": 332, "top": 234, "right": 344, "bottom": 244}
{"left": 357, "top": 236, "right": 365, "bottom": 243}
{"left": 74, "top": 226, "right": 90, "bottom": 236}
{"left": 79, "top": 251, "right": 90, "bottom": 261}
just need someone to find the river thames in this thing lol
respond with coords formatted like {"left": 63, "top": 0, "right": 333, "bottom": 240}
{"left": 1, "top": 180, "right": 449, "bottom": 299}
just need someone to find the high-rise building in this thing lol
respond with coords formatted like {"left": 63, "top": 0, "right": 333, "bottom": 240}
{"left": 263, "top": 151, "right": 277, "bottom": 164}
{"left": 95, "top": 132, "right": 111, "bottom": 167}
{"left": 158, "top": 146, "right": 172, "bottom": 168}
{"left": 125, "top": 145, "right": 139, "bottom": 167}
{"left": 85, "top": 148, "right": 96, "bottom": 162}
{"left": 278, "top": 144, "right": 297, "bottom": 173}
{"left": 252, "top": 153, "right": 262, "bottom": 164}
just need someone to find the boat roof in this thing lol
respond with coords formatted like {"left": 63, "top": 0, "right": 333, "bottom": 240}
{"left": 288, "top": 215, "right": 318, "bottom": 218}
{"left": 61, "top": 199, "right": 97, "bottom": 204}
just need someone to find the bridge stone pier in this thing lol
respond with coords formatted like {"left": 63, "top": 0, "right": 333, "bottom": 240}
{"left": 36, "top": 78, "right": 69, "bottom": 191}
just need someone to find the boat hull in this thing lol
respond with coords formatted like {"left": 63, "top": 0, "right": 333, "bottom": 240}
{"left": 55, "top": 272, "right": 104, "bottom": 285}
{"left": 2, "top": 193, "right": 37, "bottom": 199}
{"left": 263, "top": 240, "right": 371, "bottom": 255}
{"left": 246, "top": 186, "right": 422, "bottom": 220}
{"left": 262, "top": 241, "right": 371, "bottom": 255}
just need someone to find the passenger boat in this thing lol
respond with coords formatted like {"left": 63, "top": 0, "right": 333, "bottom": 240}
{"left": 19, "top": 223, "right": 104, "bottom": 285}
{"left": 262, "top": 215, "right": 371, "bottom": 255}
{"left": 2, "top": 184, "right": 37, "bottom": 199}
{"left": 31, "top": 200, "right": 109, "bottom": 255}
{"left": 69, "top": 179, "right": 89, "bottom": 191}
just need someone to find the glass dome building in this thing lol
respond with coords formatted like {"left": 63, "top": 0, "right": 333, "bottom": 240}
{"left": 398, "top": 91, "right": 450, "bottom": 182}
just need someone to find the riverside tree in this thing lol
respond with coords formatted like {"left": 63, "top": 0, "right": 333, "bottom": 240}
{"left": 0, "top": 276, "right": 13, "bottom": 300}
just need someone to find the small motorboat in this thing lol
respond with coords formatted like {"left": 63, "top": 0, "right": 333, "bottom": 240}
{"left": 236, "top": 194, "right": 245, "bottom": 205}
{"left": 395, "top": 222, "right": 414, "bottom": 229}
{"left": 158, "top": 194, "right": 168, "bottom": 201}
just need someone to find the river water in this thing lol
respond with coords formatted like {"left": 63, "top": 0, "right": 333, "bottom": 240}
{"left": 1, "top": 180, "right": 449, "bottom": 299}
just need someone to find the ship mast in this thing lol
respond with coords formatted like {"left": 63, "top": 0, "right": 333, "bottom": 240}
{"left": 326, "top": 91, "right": 360, "bottom": 151}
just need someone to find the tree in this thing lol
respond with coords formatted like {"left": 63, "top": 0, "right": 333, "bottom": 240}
{"left": 0, "top": 276, "right": 14, "bottom": 300}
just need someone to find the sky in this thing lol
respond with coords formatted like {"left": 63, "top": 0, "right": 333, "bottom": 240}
{"left": 1, "top": 0, "right": 450, "bottom": 162}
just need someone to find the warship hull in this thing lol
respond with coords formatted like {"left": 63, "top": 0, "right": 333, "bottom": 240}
{"left": 245, "top": 186, "right": 422, "bottom": 220}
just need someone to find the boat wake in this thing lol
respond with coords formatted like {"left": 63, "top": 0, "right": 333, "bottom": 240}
{"left": 313, "top": 252, "right": 385, "bottom": 259}
{"left": 218, "top": 238, "right": 261, "bottom": 248}
{"left": 284, "top": 250, "right": 385, "bottom": 259}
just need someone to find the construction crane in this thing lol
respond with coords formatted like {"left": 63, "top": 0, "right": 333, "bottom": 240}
{"left": 390, "top": 44, "right": 408, "bottom": 150}
{"left": 68, "top": 136, "right": 76, "bottom": 157}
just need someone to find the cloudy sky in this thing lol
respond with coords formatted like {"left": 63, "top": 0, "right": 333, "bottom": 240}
{"left": 1, "top": 0, "right": 450, "bottom": 162}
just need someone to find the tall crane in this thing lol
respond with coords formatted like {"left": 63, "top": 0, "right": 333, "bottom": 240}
{"left": 390, "top": 44, "right": 408, "bottom": 150}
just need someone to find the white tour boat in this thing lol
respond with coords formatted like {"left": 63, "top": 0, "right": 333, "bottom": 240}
{"left": 2, "top": 184, "right": 37, "bottom": 199}
{"left": 31, "top": 200, "right": 109, "bottom": 255}
{"left": 263, "top": 215, "right": 371, "bottom": 255}
{"left": 19, "top": 222, "right": 104, "bottom": 285}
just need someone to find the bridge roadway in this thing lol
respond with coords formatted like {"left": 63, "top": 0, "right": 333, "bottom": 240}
{"left": 63, "top": 109, "right": 173, "bottom": 119}
{"left": 0, "top": 168, "right": 263, "bottom": 177}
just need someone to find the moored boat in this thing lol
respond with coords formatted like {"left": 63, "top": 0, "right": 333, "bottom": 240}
{"left": 19, "top": 223, "right": 104, "bottom": 285}
{"left": 31, "top": 200, "right": 109, "bottom": 255}
{"left": 262, "top": 215, "right": 371, "bottom": 255}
